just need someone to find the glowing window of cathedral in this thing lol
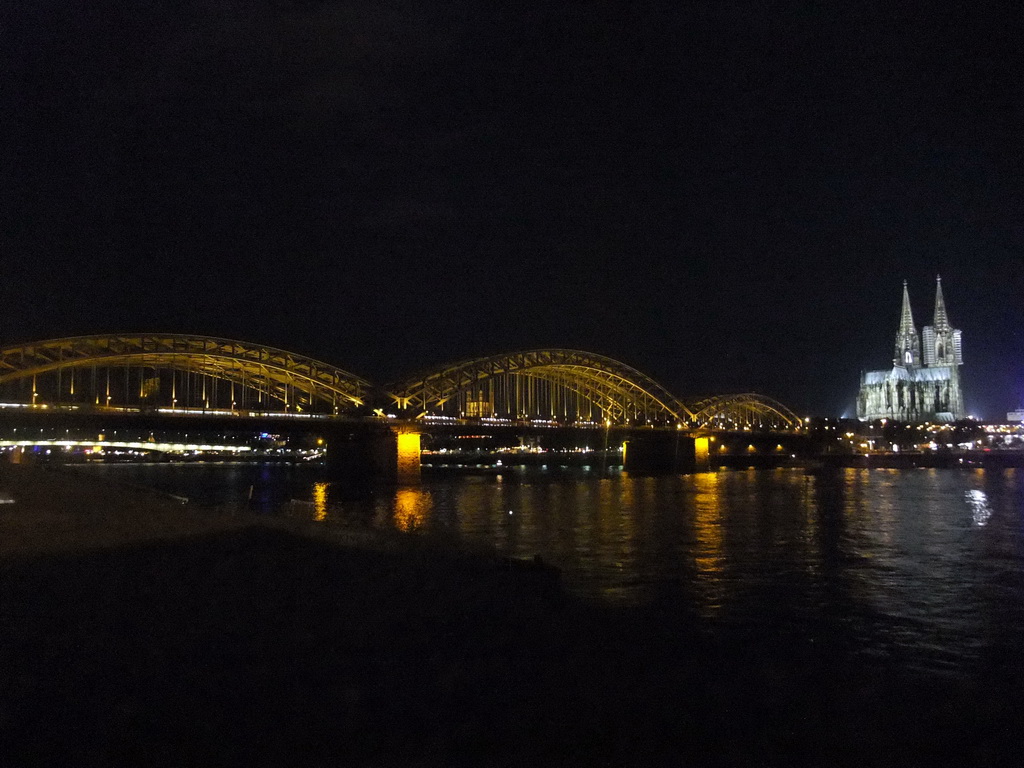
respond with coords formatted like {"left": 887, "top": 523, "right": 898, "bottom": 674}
{"left": 905, "top": 351, "right": 912, "bottom": 364}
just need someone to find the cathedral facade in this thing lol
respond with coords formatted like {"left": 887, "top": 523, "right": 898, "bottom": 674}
{"left": 857, "top": 278, "right": 965, "bottom": 422}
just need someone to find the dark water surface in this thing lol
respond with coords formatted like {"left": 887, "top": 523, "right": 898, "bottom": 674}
{"left": 72, "top": 462, "right": 1024, "bottom": 677}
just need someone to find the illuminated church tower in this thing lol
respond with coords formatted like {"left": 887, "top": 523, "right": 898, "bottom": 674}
{"left": 922, "top": 277, "right": 963, "bottom": 369}
{"left": 857, "top": 277, "right": 965, "bottom": 422}
{"left": 893, "top": 281, "right": 921, "bottom": 367}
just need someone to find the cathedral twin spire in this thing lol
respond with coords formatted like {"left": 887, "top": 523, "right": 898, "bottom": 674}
{"left": 894, "top": 276, "right": 962, "bottom": 369}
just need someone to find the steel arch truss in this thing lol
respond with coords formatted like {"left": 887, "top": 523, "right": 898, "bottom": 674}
{"left": 688, "top": 393, "right": 801, "bottom": 430}
{"left": 386, "top": 349, "right": 697, "bottom": 425}
{"left": 0, "top": 335, "right": 371, "bottom": 410}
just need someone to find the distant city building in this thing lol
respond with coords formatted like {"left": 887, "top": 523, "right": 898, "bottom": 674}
{"left": 1009, "top": 410, "right": 1024, "bottom": 422}
{"left": 858, "top": 278, "right": 965, "bottom": 422}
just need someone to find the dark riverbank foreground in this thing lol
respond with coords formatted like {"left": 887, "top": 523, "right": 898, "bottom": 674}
{"left": 1, "top": 466, "right": 1022, "bottom": 766}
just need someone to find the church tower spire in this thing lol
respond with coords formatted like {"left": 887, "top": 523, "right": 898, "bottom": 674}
{"left": 933, "top": 275, "right": 950, "bottom": 331}
{"left": 893, "top": 280, "right": 921, "bottom": 367}
{"left": 923, "top": 274, "right": 962, "bottom": 367}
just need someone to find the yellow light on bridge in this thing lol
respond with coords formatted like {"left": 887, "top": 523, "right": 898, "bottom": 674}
{"left": 396, "top": 432, "right": 421, "bottom": 483}
{"left": 694, "top": 436, "right": 710, "bottom": 466}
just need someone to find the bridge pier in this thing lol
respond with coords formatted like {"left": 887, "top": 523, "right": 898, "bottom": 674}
{"left": 394, "top": 426, "right": 422, "bottom": 484}
{"left": 324, "top": 422, "right": 421, "bottom": 485}
{"left": 622, "top": 434, "right": 710, "bottom": 475}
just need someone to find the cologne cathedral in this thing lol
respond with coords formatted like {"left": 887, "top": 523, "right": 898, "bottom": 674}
{"left": 857, "top": 277, "right": 965, "bottom": 422}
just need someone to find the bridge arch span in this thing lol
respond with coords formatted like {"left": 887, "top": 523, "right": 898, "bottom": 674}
{"left": 688, "top": 393, "right": 801, "bottom": 430}
{"left": 0, "top": 334, "right": 371, "bottom": 412}
{"left": 385, "top": 349, "right": 697, "bottom": 425}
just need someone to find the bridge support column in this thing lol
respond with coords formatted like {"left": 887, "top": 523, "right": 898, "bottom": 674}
{"left": 623, "top": 434, "right": 706, "bottom": 475}
{"left": 324, "top": 422, "right": 421, "bottom": 485}
{"left": 694, "top": 436, "right": 711, "bottom": 472}
{"left": 394, "top": 425, "right": 422, "bottom": 485}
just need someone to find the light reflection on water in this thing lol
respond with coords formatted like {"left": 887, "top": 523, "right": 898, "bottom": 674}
{"left": 72, "top": 462, "right": 1024, "bottom": 673}
{"left": 311, "top": 482, "right": 328, "bottom": 522}
{"left": 692, "top": 472, "right": 725, "bottom": 613}
{"left": 966, "top": 488, "right": 991, "bottom": 526}
{"left": 393, "top": 488, "right": 429, "bottom": 532}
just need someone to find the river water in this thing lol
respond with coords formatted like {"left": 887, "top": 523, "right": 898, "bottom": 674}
{"left": 70, "top": 462, "right": 1024, "bottom": 677}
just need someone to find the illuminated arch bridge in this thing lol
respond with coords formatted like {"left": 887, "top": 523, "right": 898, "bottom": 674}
{"left": 0, "top": 336, "right": 800, "bottom": 429}
{"left": 386, "top": 349, "right": 799, "bottom": 429}
{"left": 0, "top": 335, "right": 372, "bottom": 414}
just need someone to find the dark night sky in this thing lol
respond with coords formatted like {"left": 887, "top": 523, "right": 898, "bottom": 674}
{"left": 2, "top": 1, "right": 1021, "bottom": 417}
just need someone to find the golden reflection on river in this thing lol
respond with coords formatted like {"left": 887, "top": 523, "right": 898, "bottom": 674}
{"left": 691, "top": 472, "right": 724, "bottom": 575}
{"left": 691, "top": 472, "right": 725, "bottom": 615}
{"left": 312, "top": 482, "right": 329, "bottom": 522}
{"left": 596, "top": 477, "right": 639, "bottom": 601}
{"left": 393, "top": 487, "right": 432, "bottom": 532}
